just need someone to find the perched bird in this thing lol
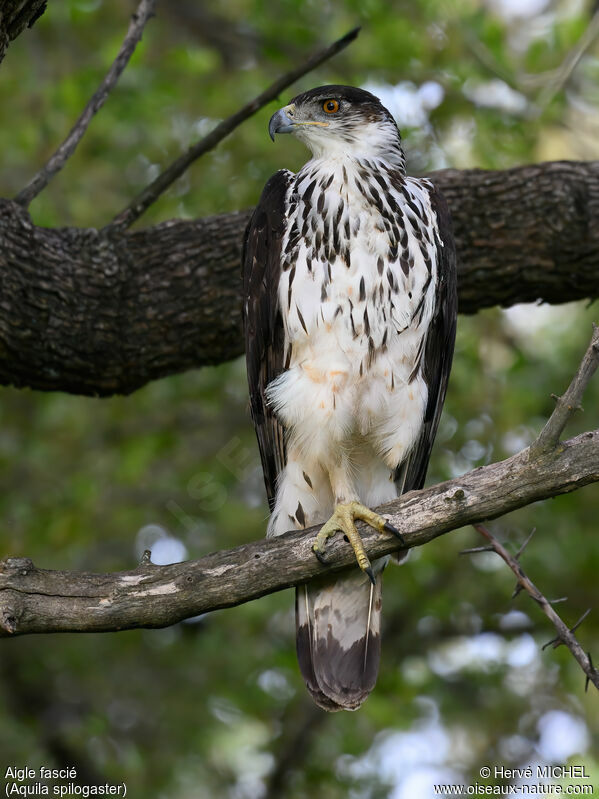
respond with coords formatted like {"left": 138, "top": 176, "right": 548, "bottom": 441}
{"left": 242, "top": 85, "right": 457, "bottom": 711}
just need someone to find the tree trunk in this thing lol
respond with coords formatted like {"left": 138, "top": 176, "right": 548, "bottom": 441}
{"left": 0, "top": 159, "right": 598, "bottom": 397}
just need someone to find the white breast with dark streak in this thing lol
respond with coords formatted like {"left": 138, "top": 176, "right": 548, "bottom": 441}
{"left": 267, "top": 155, "right": 440, "bottom": 468}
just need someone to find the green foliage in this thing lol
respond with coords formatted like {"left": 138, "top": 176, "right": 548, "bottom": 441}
{"left": 1, "top": 1, "right": 598, "bottom": 797}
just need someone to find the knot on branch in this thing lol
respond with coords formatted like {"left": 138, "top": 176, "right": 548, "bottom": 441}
{"left": 444, "top": 487, "right": 467, "bottom": 502}
{"left": 1, "top": 609, "right": 18, "bottom": 635}
{"left": 1, "top": 557, "right": 35, "bottom": 575}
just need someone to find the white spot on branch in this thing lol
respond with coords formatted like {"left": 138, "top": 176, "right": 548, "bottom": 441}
{"left": 119, "top": 575, "right": 146, "bottom": 585}
{"left": 130, "top": 582, "right": 179, "bottom": 597}
{"left": 204, "top": 565, "right": 235, "bottom": 578}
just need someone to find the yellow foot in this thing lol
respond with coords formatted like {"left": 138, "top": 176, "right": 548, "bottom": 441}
{"left": 312, "top": 501, "right": 404, "bottom": 584}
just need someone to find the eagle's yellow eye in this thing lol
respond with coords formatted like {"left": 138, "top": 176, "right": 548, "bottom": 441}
{"left": 323, "top": 99, "right": 339, "bottom": 114}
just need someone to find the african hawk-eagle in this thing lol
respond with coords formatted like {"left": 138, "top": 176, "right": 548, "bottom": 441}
{"left": 242, "top": 85, "right": 457, "bottom": 711}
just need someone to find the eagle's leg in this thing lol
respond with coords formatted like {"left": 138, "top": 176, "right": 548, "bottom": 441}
{"left": 312, "top": 501, "right": 403, "bottom": 583}
{"left": 312, "top": 447, "right": 404, "bottom": 580}
{"left": 312, "top": 500, "right": 403, "bottom": 584}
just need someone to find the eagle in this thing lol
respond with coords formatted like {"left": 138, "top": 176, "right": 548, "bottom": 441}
{"left": 242, "top": 85, "right": 457, "bottom": 711}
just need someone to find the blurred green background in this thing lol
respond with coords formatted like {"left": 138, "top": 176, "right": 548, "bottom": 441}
{"left": 1, "top": 0, "right": 598, "bottom": 796}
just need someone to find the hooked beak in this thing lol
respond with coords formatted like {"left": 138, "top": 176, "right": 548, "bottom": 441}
{"left": 268, "top": 106, "right": 295, "bottom": 141}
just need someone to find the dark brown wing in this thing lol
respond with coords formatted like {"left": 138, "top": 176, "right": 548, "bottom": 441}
{"left": 398, "top": 182, "right": 458, "bottom": 493}
{"left": 242, "top": 170, "right": 293, "bottom": 510}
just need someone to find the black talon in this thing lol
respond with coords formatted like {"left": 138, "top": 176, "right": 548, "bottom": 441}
{"left": 383, "top": 520, "right": 404, "bottom": 542}
{"left": 313, "top": 548, "right": 329, "bottom": 566}
{"left": 364, "top": 566, "right": 376, "bottom": 586}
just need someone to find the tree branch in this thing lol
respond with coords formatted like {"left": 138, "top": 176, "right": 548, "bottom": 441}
{"left": 532, "top": 323, "right": 599, "bottom": 454}
{"left": 534, "top": 10, "right": 599, "bottom": 112}
{"left": 1, "top": 160, "right": 598, "bottom": 396}
{"left": 2, "top": 328, "right": 596, "bottom": 638}
{"left": 106, "top": 26, "right": 360, "bottom": 232}
{"left": 0, "top": 0, "right": 48, "bottom": 66}
{"left": 13, "top": 0, "right": 157, "bottom": 208}
{"left": 1, "top": 426, "right": 597, "bottom": 637}
{"left": 472, "top": 523, "right": 599, "bottom": 691}
{"left": 463, "top": 336, "right": 599, "bottom": 689}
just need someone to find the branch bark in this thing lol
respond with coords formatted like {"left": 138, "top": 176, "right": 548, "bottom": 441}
{"left": 0, "top": 0, "right": 48, "bottom": 66}
{"left": 1, "top": 426, "right": 597, "bottom": 637}
{"left": 0, "top": 159, "right": 598, "bottom": 396}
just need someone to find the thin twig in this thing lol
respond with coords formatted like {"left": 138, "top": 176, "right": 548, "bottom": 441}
{"left": 534, "top": 11, "right": 599, "bottom": 112}
{"left": 586, "top": 652, "right": 594, "bottom": 693}
{"left": 106, "top": 27, "right": 360, "bottom": 232}
{"left": 14, "top": 0, "right": 157, "bottom": 208}
{"left": 514, "top": 527, "right": 535, "bottom": 560}
{"left": 473, "top": 524, "right": 599, "bottom": 691}
{"left": 463, "top": 32, "right": 518, "bottom": 87}
{"left": 519, "top": 12, "right": 599, "bottom": 91}
{"left": 532, "top": 324, "right": 599, "bottom": 455}
{"left": 541, "top": 608, "right": 592, "bottom": 649}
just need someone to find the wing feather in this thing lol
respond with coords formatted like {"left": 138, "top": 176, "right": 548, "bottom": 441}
{"left": 242, "top": 170, "right": 293, "bottom": 509}
{"left": 397, "top": 181, "right": 458, "bottom": 493}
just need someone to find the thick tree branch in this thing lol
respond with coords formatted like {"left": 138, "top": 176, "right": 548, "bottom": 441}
{"left": 472, "top": 523, "right": 599, "bottom": 691}
{"left": 107, "top": 27, "right": 360, "bottom": 232}
{"left": 0, "top": 160, "right": 598, "bottom": 396}
{"left": 1, "top": 426, "right": 597, "bottom": 637}
{"left": 0, "top": 0, "right": 48, "bottom": 66}
{"left": 14, "top": 0, "right": 157, "bottom": 208}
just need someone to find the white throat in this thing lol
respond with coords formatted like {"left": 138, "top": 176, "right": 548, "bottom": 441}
{"left": 293, "top": 119, "right": 406, "bottom": 171}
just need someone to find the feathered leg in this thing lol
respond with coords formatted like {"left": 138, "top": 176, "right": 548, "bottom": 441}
{"left": 312, "top": 451, "right": 403, "bottom": 581}
{"left": 266, "top": 452, "right": 330, "bottom": 538}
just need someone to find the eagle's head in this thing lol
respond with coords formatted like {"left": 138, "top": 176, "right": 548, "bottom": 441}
{"left": 268, "top": 85, "right": 404, "bottom": 166}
